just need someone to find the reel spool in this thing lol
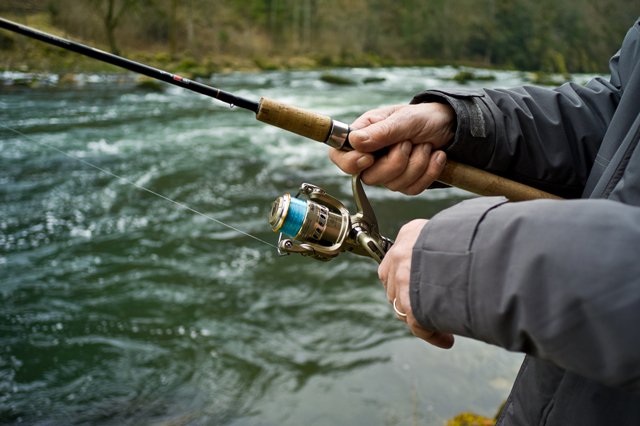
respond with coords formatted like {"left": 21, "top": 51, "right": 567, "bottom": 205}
{"left": 269, "top": 175, "right": 392, "bottom": 263}
{"left": 270, "top": 192, "right": 345, "bottom": 247}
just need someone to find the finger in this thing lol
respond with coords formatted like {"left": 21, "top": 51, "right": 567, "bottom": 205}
{"left": 349, "top": 122, "right": 396, "bottom": 153}
{"left": 382, "top": 270, "right": 399, "bottom": 306}
{"left": 409, "top": 323, "right": 435, "bottom": 341}
{"left": 361, "top": 141, "right": 412, "bottom": 186}
{"left": 386, "top": 259, "right": 411, "bottom": 305}
{"left": 350, "top": 106, "right": 406, "bottom": 152}
{"left": 351, "top": 105, "right": 404, "bottom": 131}
{"left": 405, "top": 313, "right": 454, "bottom": 348}
{"left": 427, "top": 332, "right": 455, "bottom": 349}
{"left": 393, "top": 286, "right": 411, "bottom": 320}
{"left": 328, "top": 148, "right": 374, "bottom": 175}
{"left": 393, "top": 298, "right": 408, "bottom": 321}
{"left": 385, "top": 143, "right": 432, "bottom": 193}
{"left": 378, "top": 257, "right": 390, "bottom": 290}
{"left": 394, "top": 278, "right": 454, "bottom": 349}
{"left": 414, "top": 328, "right": 455, "bottom": 349}
{"left": 403, "top": 150, "right": 448, "bottom": 195}
{"left": 385, "top": 278, "right": 397, "bottom": 304}
{"left": 351, "top": 106, "right": 430, "bottom": 152}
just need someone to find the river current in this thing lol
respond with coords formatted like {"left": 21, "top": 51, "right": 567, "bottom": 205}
{"left": 1, "top": 67, "right": 591, "bottom": 425}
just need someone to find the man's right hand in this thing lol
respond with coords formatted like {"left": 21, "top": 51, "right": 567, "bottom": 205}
{"left": 329, "top": 102, "right": 455, "bottom": 195}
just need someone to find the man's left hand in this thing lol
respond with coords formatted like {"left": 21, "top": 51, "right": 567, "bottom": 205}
{"left": 379, "top": 219, "right": 455, "bottom": 349}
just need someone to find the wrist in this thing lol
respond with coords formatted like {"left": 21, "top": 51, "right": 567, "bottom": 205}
{"left": 413, "top": 102, "right": 456, "bottom": 150}
{"left": 436, "top": 102, "right": 456, "bottom": 149}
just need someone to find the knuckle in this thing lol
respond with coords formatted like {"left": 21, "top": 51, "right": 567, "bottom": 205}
{"left": 403, "top": 187, "right": 422, "bottom": 196}
{"left": 424, "top": 165, "right": 440, "bottom": 180}
{"left": 376, "top": 121, "right": 394, "bottom": 142}
{"left": 385, "top": 181, "right": 402, "bottom": 192}
{"left": 361, "top": 170, "right": 382, "bottom": 186}
{"left": 407, "top": 318, "right": 419, "bottom": 330}
{"left": 377, "top": 268, "right": 387, "bottom": 284}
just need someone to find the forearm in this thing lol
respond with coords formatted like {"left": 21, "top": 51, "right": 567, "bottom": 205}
{"left": 410, "top": 197, "right": 640, "bottom": 392}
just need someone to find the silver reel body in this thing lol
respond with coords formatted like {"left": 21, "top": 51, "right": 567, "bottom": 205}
{"left": 269, "top": 174, "right": 392, "bottom": 263}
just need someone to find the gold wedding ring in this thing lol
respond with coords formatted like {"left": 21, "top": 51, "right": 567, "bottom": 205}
{"left": 393, "top": 298, "right": 408, "bottom": 318}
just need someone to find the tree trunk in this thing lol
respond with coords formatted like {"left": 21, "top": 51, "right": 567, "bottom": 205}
{"left": 104, "top": 0, "right": 120, "bottom": 55}
{"left": 168, "top": 0, "right": 178, "bottom": 58}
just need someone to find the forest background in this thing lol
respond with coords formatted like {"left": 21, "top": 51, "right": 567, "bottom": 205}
{"left": 1, "top": 0, "right": 640, "bottom": 76}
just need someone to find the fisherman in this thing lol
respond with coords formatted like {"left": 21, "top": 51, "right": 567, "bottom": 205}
{"left": 329, "top": 18, "right": 640, "bottom": 425}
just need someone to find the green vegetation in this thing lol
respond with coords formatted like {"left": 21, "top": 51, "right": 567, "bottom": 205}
{"left": 451, "top": 70, "right": 497, "bottom": 84}
{"left": 446, "top": 412, "right": 495, "bottom": 426}
{"left": 0, "top": 0, "right": 638, "bottom": 74}
{"left": 319, "top": 73, "right": 357, "bottom": 85}
{"left": 363, "top": 77, "right": 387, "bottom": 84}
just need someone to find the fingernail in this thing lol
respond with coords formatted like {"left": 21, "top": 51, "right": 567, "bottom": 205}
{"left": 352, "top": 129, "right": 371, "bottom": 145}
{"left": 436, "top": 151, "right": 446, "bottom": 165}
{"left": 357, "top": 155, "right": 373, "bottom": 169}
{"left": 401, "top": 141, "right": 412, "bottom": 156}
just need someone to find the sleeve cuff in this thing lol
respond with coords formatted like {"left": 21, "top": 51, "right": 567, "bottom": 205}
{"left": 409, "top": 196, "right": 508, "bottom": 336}
{"left": 411, "top": 89, "right": 496, "bottom": 168}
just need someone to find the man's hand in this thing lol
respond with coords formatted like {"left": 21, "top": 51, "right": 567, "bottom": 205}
{"left": 378, "top": 219, "right": 455, "bottom": 349}
{"left": 329, "top": 103, "right": 455, "bottom": 195}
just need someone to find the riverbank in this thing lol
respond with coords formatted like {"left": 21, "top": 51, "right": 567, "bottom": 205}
{"left": 0, "top": 15, "right": 571, "bottom": 88}
{"left": 0, "top": 29, "right": 481, "bottom": 75}
{"left": 0, "top": 14, "right": 454, "bottom": 74}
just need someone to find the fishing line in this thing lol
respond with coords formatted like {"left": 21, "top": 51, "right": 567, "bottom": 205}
{"left": 0, "top": 123, "right": 278, "bottom": 249}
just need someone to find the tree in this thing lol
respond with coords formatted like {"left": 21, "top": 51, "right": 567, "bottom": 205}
{"left": 94, "top": 0, "right": 137, "bottom": 55}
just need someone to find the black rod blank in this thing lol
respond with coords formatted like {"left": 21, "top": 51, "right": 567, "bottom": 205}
{"left": 0, "top": 17, "right": 260, "bottom": 113}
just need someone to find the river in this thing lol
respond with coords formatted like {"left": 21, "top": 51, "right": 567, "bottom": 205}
{"left": 1, "top": 66, "right": 591, "bottom": 425}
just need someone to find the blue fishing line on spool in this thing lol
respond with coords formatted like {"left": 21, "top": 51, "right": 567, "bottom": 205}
{"left": 281, "top": 197, "right": 308, "bottom": 237}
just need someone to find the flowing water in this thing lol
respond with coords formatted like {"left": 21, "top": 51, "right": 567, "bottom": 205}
{"left": 1, "top": 67, "right": 591, "bottom": 425}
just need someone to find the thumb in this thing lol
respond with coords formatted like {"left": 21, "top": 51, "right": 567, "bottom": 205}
{"left": 350, "top": 112, "right": 420, "bottom": 152}
{"left": 348, "top": 120, "right": 397, "bottom": 152}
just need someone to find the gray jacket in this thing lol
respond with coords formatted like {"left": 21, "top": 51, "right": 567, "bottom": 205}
{"left": 410, "top": 18, "right": 640, "bottom": 425}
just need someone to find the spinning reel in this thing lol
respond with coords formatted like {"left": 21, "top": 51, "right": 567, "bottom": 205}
{"left": 269, "top": 174, "right": 393, "bottom": 263}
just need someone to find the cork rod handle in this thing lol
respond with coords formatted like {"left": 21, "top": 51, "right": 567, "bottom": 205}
{"left": 439, "top": 160, "right": 561, "bottom": 201}
{"left": 256, "top": 97, "right": 333, "bottom": 142}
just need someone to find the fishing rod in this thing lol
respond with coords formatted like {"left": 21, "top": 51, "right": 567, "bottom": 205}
{"left": 0, "top": 17, "right": 560, "bottom": 202}
{"left": 0, "top": 17, "right": 348, "bottom": 149}
{"left": 1, "top": 17, "right": 562, "bottom": 263}
{"left": 0, "top": 19, "right": 258, "bottom": 112}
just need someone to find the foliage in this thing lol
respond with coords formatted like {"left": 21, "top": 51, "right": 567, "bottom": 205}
{"left": 446, "top": 411, "right": 495, "bottom": 426}
{"left": 1, "top": 0, "right": 638, "bottom": 72}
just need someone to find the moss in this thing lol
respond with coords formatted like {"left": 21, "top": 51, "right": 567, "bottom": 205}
{"left": 135, "top": 76, "right": 164, "bottom": 91}
{"left": 446, "top": 412, "right": 495, "bottom": 426}
{"left": 284, "top": 56, "right": 317, "bottom": 70}
{"left": 154, "top": 52, "right": 172, "bottom": 64}
{"left": 362, "top": 76, "right": 386, "bottom": 84}
{"left": 319, "top": 73, "right": 357, "bottom": 85}
{"left": 529, "top": 72, "right": 571, "bottom": 86}
{"left": 452, "top": 70, "right": 473, "bottom": 84}
{"left": 253, "top": 57, "right": 281, "bottom": 71}
{"left": 451, "top": 70, "right": 496, "bottom": 84}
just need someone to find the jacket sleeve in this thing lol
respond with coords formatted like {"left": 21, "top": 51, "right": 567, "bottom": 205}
{"left": 411, "top": 63, "right": 623, "bottom": 198}
{"left": 410, "top": 196, "right": 640, "bottom": 393}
